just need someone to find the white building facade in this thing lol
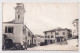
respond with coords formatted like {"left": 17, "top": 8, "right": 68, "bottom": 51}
{"left": 44, "top": 28, "right": 72, "bottom": 44}
{"left": 72, "top": 19, "right": 79, "bottom": 38}
{"left": 2, "top": 3, "right": 34, "bottom": 50}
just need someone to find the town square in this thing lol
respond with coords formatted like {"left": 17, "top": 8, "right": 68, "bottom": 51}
{"left": 2, "top": 2, "right": 79, "bottom": 50}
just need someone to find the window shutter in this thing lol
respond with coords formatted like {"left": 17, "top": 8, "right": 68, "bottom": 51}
{"left": 11, "top": 27, "right": 13, "bottom": 33}
{"left": 5, "top": 27, "right": 7, "bottom": 33}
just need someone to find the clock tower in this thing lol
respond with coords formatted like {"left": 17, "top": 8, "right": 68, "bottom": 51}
{"left": 15, "top": 3, "right": 25, "bottom": 24}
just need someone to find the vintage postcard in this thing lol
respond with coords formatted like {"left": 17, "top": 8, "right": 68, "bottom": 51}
{"left": 2, "top": 2, "right": 79, "bottom": 51}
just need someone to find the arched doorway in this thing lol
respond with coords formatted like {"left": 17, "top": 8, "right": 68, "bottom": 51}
{"left": 5, "top": 39, "right": 13, "bottom": 49}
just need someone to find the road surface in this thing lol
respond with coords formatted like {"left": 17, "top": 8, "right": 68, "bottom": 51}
{"left": 27, "top": 39, "right": 78, "bottom": 51}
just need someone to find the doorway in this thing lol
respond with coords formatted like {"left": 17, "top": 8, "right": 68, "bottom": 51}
{"left": 5, "top": 39, "right": 13, "bottom": 49}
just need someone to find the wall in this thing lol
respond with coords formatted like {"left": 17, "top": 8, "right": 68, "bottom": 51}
{"left": 44, "top": 29, "right": 69, "bottom": 41}
{"left": 36, "top": 36, "right": 44, "bottom": 45}
{"left": 2, "top": 23, "right": 23, "bottom": 44}
{"left": 45, "top": 32, "right": 56, "bottom": 40}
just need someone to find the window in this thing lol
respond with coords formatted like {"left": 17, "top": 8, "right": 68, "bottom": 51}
{"left": 63, "top": 32, "right": 65, "bottom": 35}
{"left": 28, "top": 32, "right": 30, "bottom": 37}
{"left": 45, "top": 32, "right": 47, "bottom": 34}
{"left": 48, "top": 36, "right": 50, "bottom": 38}
{"left": 5, "top": 27, "right": 7, "bottom": 33}
{"left": 23, "top": 27, "right": 26, "bottom": 34}
{"left": 45, "top": 36, "right": 47, "bottom": 38}
{"left": 5, "top": 27, "right": 13, "bottom": 33}
{"left": 18, "top": 15, "right": 20, "bottom": 19}
{"left": 55, "top": 32, "right": 59, "bottom": 35}
{"left": 51, "top": 35, "right": 53, "bottom": 38}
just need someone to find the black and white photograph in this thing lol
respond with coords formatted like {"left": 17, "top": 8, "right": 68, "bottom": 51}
{"left": 2, "top": 2, "right": 79, "bottom": 51}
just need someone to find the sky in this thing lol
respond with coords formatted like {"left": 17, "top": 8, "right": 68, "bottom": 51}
{"left": 3, "top": 2, "right": 79, "bottom": 35}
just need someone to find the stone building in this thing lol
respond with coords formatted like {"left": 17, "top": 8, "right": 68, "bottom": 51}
{"left": 44, "top": 28, "right": 72, "bottom": 44}
{"left": 2, "top": 3, "right": 34, "bottom": 49}
{"left": 72, "top": 19, "right": 79, "bottom": 38}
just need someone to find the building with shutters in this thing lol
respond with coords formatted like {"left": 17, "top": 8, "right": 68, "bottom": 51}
{"left": 44, "top": 28, "right": 72, "bottom": 44}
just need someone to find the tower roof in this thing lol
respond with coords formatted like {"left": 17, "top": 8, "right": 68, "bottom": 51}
{"left": 15, "top": 3, "right": 25, "bottom": 11}
{"left": 17, "top": 3, "right": 24, "bottom": 7}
